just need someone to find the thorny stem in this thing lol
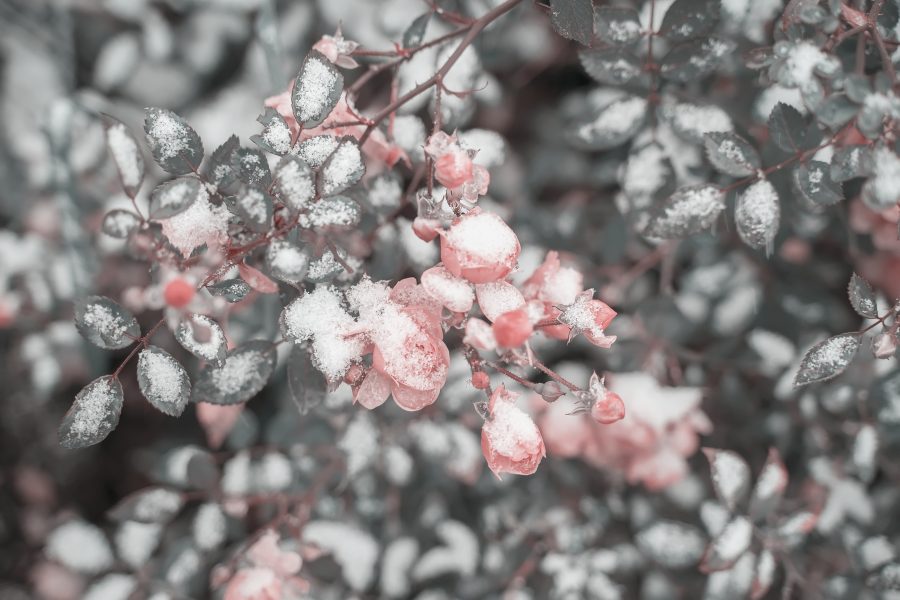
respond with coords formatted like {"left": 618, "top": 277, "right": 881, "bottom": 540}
{"left": 488, "top": 361, "right": 539, "bottom": 390}
{"left": 358, "top": 0, "right": 524, "bottom": 145}
{"left": 532, "top": 360, "right": 580, "bottom": 392}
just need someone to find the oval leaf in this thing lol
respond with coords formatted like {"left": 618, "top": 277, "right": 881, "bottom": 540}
{"left": 75, "top": 296, "right": 140, "bottom": 350}
{"left": 735, "top": 178, "right": 780, "bottom": 252}
{"left": 274, "top": 154, "right": 316, "bottom": 213}
{"left": 149, "top": 176, "right": 203, "bottom": 219}
{"left": 579, "top": 48, "right": 643, "bottom": 85}
{"left": 595, "top": 6, "right": 642, "bottom": 46}
{"left": 102, "top": 209, "right": 142, "bottom": 239}
{"left": 175, "top": 314, "right": 227, "bottom": 367}
{"left": 137, "top": 346, "right": 191, "bottom": 417}
{"left": 768, "top": 102, "right": 809, "bottom": 152}
{"left": 251, "top": 107, "right": 292, "bottom": 155}
{"left": 292, "top": 50, "right": 343, "bottom": 128}
{"left": 793, "top": 160, "right": 843, "bottom": 206}
{"left": 105, "top": 119, "right": 145, "bottom": 197}
{"left": 232, "top": 147, "right": 272, "bottom": 188}
{"left": 704, "top": 132, "right": 761, "bottom": 177}
{"left": 700, "top": 515, "right": 753, "bottom": 573}
{"left": 319, "top": 137, "right": 365, "bottom": 197}
{"left": 287, "top": 346, "right": 328, "bottom": 415}
{"left": 193, "top": 340, "right": 277, "bottom": 405}
{"left": 549, "top": 0, "right": 594, "bottom": 46}
{"left": 848, "top": 273, "right": 878, "bottom": 319}
{"left": 206, "top": 278, "right": 251, "bottom": 303}
{"left": 144, "top": 108, "right": 204, "bottom": 175}
{"left": 749, "top": 448, "right": 788, "bottom": 520}
{"left": 659, "top": 0, "right": 721, "bottom": 42}
{"left": 703, "top": 448, "right": 751, "bottom": 511}
{"left": 793, "top": 332, "right": 861, "bottom": 387}
{"left": 108, "top": 487, "right": 184, "bottom": 524}
{"left": 646, "top": 184, "right": 725, "bottom": 238}
{"left": 59, "top": 375, "right": 124, "bottom": 449}
{"left": 266, "top": 238, "right": 310, "bottom": 284}
{"left": 230, "top": 184, "right": 273, "bottom": 233}
{"left": 660, "top": 37, "right": 735, "bottom": 83}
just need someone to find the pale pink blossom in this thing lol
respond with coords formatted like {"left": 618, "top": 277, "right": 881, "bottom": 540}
{"left": 223, "top": 530, "right": 308, "bottom": 600}
{"left": 312, "top": 29, "right": 360, "bottom": 69}
{"left": 482, "top": 385, "right": 546, "bottom": 477}
{"left": 439, "top": 209, "right": 521, "bottom": 284}
{"left": 423, "top": 131, "right": 490, "bottom": 203}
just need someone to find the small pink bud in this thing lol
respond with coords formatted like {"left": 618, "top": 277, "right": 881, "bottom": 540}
{"left": 492, "top": 309, "right": 534, "bottom": 348}
{"left": 591, "top": 390, "right": 625, "bottom": 424}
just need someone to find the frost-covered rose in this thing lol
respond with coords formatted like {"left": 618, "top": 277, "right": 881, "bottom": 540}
{"left": 439, "top": 210, "right": 520, "bottom": 284}
{"left": 482, "top": 385, "right": 546, "bottom": 477}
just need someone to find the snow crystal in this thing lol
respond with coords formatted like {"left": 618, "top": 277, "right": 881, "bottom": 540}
{"left": 158, "top": 186, "right": 230, "bottom": 256}
{"left": 138, "top": 348, "right": 189, "bottom": 414}
{"left": 81, "top": 302, "right": 133, "bottom": 347}
{"left": 306, "top": 248, "right": 346, "bottom": 281}
{"left": 445, "top": 211, "right": 519, "bottom": 268}
{"left": 281, "top": 286, "right": 363, "bottom": 380}
{"left": 296, "top": 134, "right": 339, "bottom": 169}
{"left": 115, "top": 521, "right": 162, "bottom": 568}
{"left": 475, "top": 281, "right": 526, "bottom": 322}
{"left": 303, "top": 521, "right": 379, "bottom": 591}
{"left": 422, "top": 265, "right": 475, "bottom": 313}
{"left": 193, "top": 502, "right": 226, "bottom": 551}
{"left": 176, "top": 314, "right": 226, "bottom": 366}
{"left": 294, "top": 55, "right": 340, "bottom": 125}
{"left": 106, "top": 123, "right": 142, "bottom": 189}
{"left": 754, "top": 85, "right": 806, "bottom": 121}
{"left": 274, "top": 156, "right": 315, "bottom": 212}
{"left": 735, "top": 179, "right": 779, "bottom": 251}
{"left": 147, "top": 111, "right": 189, "bottom": 160}
{"left": 266, "top": 239, "right": 309, "bottom": 283}
{"left": 206, "top": 345, "right": 273, "bottom": 397}
{"left": 46, "top": 520, "right": 114, "bottom": 574}
{"left": 263, "top": 118, "right": 291, "bottom": 154}
{"left": 83, "top": 574, "right": 136, "bottom": 600}
{"left": 321, "top": 139, "right": 364, "bottom": 196}
{"left": 302, "top": 196, "right": 360, "bottom": 228}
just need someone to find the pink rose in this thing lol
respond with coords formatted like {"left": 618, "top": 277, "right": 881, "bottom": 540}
{"left": 481, "top": 385, "right": 546, "bottom": 477}
{"left": 492, "top": 309, "right": 534, "bottom": 348}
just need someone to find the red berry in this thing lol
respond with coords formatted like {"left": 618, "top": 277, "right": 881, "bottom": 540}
{"left": 472, "top": 371, "right": 490, "bottom": 389}
{"left": 164, "top": 277, "right": 195, "bottom": 308}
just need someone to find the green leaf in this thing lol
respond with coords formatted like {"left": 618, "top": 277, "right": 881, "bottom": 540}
{"left": 578, "top": 48, "right": 643, "bottom": 85}
{"left": 104, "top": 118, "right": 145, "bottom": 197}
{"left": 734, "top": 178, "right": 780, "bottom": 252}
{"left": 292, "top": 50, "right": 343, "bottom": 128}
{"left": 203, "top": 134, "right": 240, "bottom": 191}
{"left": 403, "top": 13, "right": 431, "bottom": 49}
{"left": 296, "top": 135, "right": 339, "bottom": 170}
{"left": 768, "top": 102, "right": 809, "bottom": 152}
{"left": 206, "top": 279, "right": 251, "bottom": 303}
{"left": 830, "top": 145, "right": 873, "bottom": 182}
{"left": 144, "top": 108, "right": 204, "bottom": 175}
{"left": 660, "top": 37, "right": 735, "bottom": 82}
{"left": 232, "top": 147, "right": 272, "bottom": 188}
{"left": 273, "top": 154, "right": 316, "bottom": 213}
{"left": 569, "top": 94, "right": 647, "bottom": 150}
{"left": 251, "top": 107, "right": 292, "bottom": 156}
{"left": 229, "top": 184, "right": 273, "bottom": 233}
{"left": 75, "top": 296, "right": 140, "bottom": 350}
{"left": 793, "top": 333, "right": 861, "bottom": 387}
{"left": 848, "top": 273, "right": 878, "bottom": 319}
{"left": 704, "top": 132, "right": 760, "bottom": 177}
{"left": 659, "top": 0, "right": 721, "bottom": 41}
{"left": 793, "top": 161, "right": 843, "bottom": 206}
{"left": 175, "top": 314, "right": 227, "bottom": 367}
{"left": 101, "top": 209, "right": 141, "bottom": 239}
{"left": 59, "top": 375, "right": 124, "bottom": 449}
{"left": 594, "top": 6, "right": 643, "bottom": 46}
{"left": 549, "top": 0, "right": 594, "bottom": 46}
{"left": 303, "top": 195, "right": 361, "bottom": 229}
{"left": 193, "top": 340, "right": 277, "bottom": 405}
{"left": 287, "top": 346, "right": 328, "bottom": 414}
{"left": 149, "top": 176, "right": 203, "bottom": 219}
{"left": 137, "top": 346, "right": 191, "bottom": 417}
{"left": 646, "top": 184, "right": 725, "bottom": 238}
{"left": 319, "top": 137, "right": 365, "bottom": 197}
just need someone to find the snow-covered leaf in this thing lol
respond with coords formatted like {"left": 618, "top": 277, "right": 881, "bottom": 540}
{"left": 848, "top": 273, "right": 878, "bottom": 319}
{"left": 251, "top": 107, "right": 292, "bottom": 155}
{"left": 549, "top": 0, "right": 594, "bottom": 46}
{"left": 594, "top": 6, "right": 642, "bottom": 46}
{"left": 869, "top": 563, "right": 900, "bottom": 591}
{"left": 193, "top": 502, "right": 227, "bottom": 551}
{"left": 305, "top": 246, "right": 348, "bottom": 283}
{"left": 793, "top": 333, "right": 861, "bottom": 387}
{"left": 303, "top": 195, "right": 361, "bottom": 229}
{"left": 175, "top": 314, "right": 227, "bottom": 367}
{"left": 570, "top": 95, "right": 647, "bottom": 150}
{"left": 108, "top": 486, "right": 184, "bottom": 523}
{"left": 830, "top": 145, "right": 873, "bottom": 182}
{"left": 768, "top": 102, "right": 809, "bottom": 152}
{"left": 193, "top": 340, "right": 276, "bottom": 405}
{"left": 646, "top": 184, "right": 725, "bottom": 238}
{"left": 319, "top": 137, "right": 364, "bottom": 197}
{"left": 144, "top": 108, "right": 204, "bottom": 175}
{"left": 83, "top": 574, "right": 136, "bottom": 600}
{"left": 230, "top": 184, "right": 273, "bottom": 233}
{"left": 749, "top": 448, "right": 788, "bottom": 519}
{"left": 203, "top": 134, "right": 240, "bottom": 190}
{"left": 59, "top": 376, "right": 124, "bottom": 449}
{"left": 703, "top": 448, "right": 751, "bottom": 511}
{"left": 735, "top": 178, "right": 780, "bottom": 252}
{"left": 303, "top": 521, "right": 378, "bottom": 591}
{"left": 660, "top": 100, "right": 734, "bottom": 144}
{"left": 579, "top": 48, "right": 642, "bottom": 85}
{"left": 104, "top": 118, "right": 145, "bottom": 197}
{"left": 636, "top": 520, "right": 706, "bottom": 568}
{"left": 273, "top": 154, "right": 315, "bottom": 213}
{"left": 793, "top": 160, "right": 843, "bottom": 206}
{"left": 75, "top": 296, "right": 140, "bottom": 350}
{"left": 102, "top": 209, "right": 141, "bottom": 239}
{"left": 115, "top": 521, "right": 162, "bottom": 568}
{"left": 231, "top": 147, "right": 272, "bottom": 188}
{"left": 137, "top": 345, "right": 191, "bottom": 417}
{"left": 149, "top": 175, "right": 203, "bottom": 219}
{"left": 206, "top": 278, "right": 251, "bottom": 303}
{"left": 45, "top": 519, "right": 114, "bottom": 574}
{"left": 403, "top": 12, "right": 431, "bottom": 49}
{"left": 265, "top": 238, "right": 309, "bottom": 284}
{"left": 852, "top": 424, "right": 879, "bottom": 484}
{"left": 774, "top": 511, "right": 817, "bottom": 547}
{"left": 413, "top": 520, "right": 479, "bottom": 581}
{"left": 700, "top": 515, "right": 753, "bottom": 572}
{"left": 750, "top": 549, "right": 776, "bottom": 600}
{"left": 292, "top": 50, "right": 343, "bottom": 128}
{"left": 704, "top": 132, "right": 760, "bottom": 177}
{"left": 661, "top": 37, "right": 735, "bottom": 82}
{"left": 296, "top": 134, "right": 339, "bottom": 170}
{"left": 659, "top": 0, "right": 720, "bottom": 42}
